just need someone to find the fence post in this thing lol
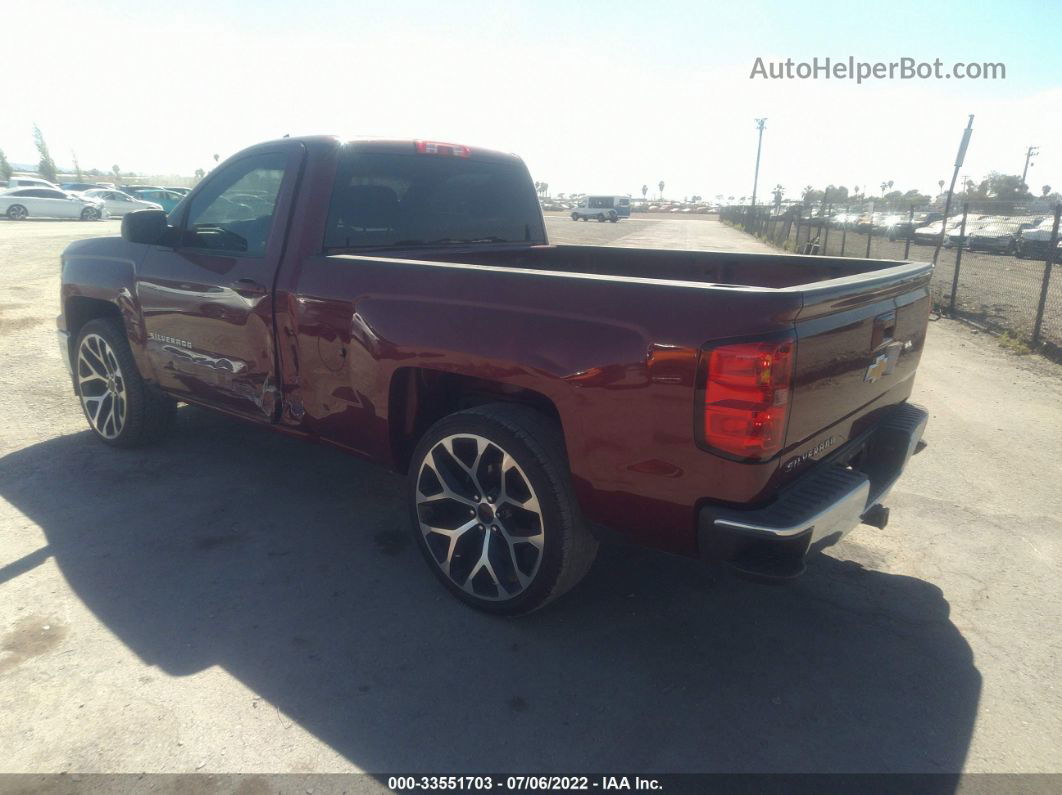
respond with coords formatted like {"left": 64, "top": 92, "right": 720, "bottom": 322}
{"left": 865, "top": 215, "right": 873, "bottom": 259}
{"left": 1032, "top": 203, "right": 1062, "bottom": 347}
{"left": 948, "top": 203, "right": 969, "bottom": 316}
{"left": 903, "top": 204, "right": 915, "bottom": 259}
{"left": 822, "top": 203, "right": 832, "bottom": 254}
{"left": 839, "top": 205, "right": 849, "bottom": 257}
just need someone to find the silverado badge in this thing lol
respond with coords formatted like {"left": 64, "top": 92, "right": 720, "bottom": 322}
{"left": 864, "top": 353, "right": 889, "bottom": 383}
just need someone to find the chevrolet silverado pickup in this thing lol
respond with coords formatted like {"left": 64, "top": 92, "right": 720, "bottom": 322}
{"left": 57, "top": 136, "right": 930, "bottom": 614}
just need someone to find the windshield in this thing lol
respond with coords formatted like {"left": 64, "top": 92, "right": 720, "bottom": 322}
{"left": 323, "top": 148, "right": 546, "bottom": 251}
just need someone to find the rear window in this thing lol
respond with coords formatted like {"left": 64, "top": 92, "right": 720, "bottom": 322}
{"left": 324, "top": 148, "right": 545, "bottom": 251}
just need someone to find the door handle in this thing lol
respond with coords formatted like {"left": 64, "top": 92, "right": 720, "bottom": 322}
{"left": 230, "top": 278, "right": 267, "bottom": 297}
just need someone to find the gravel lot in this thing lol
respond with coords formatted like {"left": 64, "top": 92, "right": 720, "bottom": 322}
{"left": 1, "top": 216, "right": 1060, "bottom": 776}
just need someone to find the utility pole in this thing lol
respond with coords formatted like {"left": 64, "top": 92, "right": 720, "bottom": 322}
{"left": 934, "top": 114, "right": 975, "bottom": 266}
{"left": 1022, "top": 146, "right": 1039, "bottom": 187}
{"left": 750, "top": 118, "right": 766, "bottom": 207}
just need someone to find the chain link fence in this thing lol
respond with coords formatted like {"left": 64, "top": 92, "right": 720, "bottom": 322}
{"left": 722, "top": 201, "right": 1062, "bottom": 358}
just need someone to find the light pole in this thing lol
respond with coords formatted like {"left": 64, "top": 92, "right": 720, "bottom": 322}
{"left": 1022, "top": 146, "right": 1039, "bottom": 187}
{"left": 750, "top": 118, "right": 766, "bottom": 207}
{"left": 934, "top": 114, "right": 975, "bottom": 267}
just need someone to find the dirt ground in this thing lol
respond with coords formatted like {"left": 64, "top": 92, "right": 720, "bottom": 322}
{"left": 0, "top": 216, "right": 1060, "bottom": 776}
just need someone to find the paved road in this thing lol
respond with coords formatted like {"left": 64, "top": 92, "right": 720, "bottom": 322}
{"left": 0, "top": 216, "right": 1059, "bottom": 775}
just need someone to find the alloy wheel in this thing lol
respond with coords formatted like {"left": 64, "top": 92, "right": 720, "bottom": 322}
{"left": 415, "top": 434, "right": 545, "bottom": 600}
{"left": 77, "top": 333, "right": 127, "bottom": 439}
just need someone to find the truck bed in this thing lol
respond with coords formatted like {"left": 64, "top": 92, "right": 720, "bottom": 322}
{"left": 401, "top": 243, "right": 916, "bottom": 290}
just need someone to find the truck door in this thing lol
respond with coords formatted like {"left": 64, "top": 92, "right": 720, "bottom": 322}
{"left": 136, "top": 143, "right": 304, "bottom": 420}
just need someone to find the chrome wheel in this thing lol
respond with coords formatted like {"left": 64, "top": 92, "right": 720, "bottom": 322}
{"left": 81, "top": 207, "right": 100, "bottom": 221}
{"left": 7, "top": 205, "right": 27, "bottom": 220}
{"left": 77, "top": 333, "right": 127, "bottom": 439}
{"left": 415, "top": 434, "right": 545, "bottom": 601}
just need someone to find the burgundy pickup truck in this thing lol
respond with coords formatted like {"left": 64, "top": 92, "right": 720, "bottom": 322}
{"left": 57, "top": 136, "right": 929, "bottom": 614}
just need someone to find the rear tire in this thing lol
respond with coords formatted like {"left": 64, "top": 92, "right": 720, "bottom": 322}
{"left": 74, "top": 318, "right": 176, "bottom": 448}
{"left": 7, "top": 205, "right": 28, "bottom": 220}
{"left": 408, "top": 404, "right": 597, "bottom": 615}
{"left": 597, "top": 214, "right": 605, "bottom": 222}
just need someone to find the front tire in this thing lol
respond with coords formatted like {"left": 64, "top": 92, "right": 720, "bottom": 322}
{"left": 571, "top": 212, "right": 579, "bottom": 221}
{"left": 80, "top": 207, "right": 101, "bottom": 221}
{"left": 7, "top": 204, "right": 28, "bottom": 220}
{"left": 408, "top": 404, "right": 598, "bottom": 615}
{"left": 74, "top": 318, "right": 176, "bottom": 447}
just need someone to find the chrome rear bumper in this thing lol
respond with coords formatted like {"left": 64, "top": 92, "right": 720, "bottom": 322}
{"left": 698, "top": 402, "right": 929, "bottom": 578}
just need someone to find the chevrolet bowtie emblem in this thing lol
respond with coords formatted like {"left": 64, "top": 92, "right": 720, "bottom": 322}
{"left": 864, "top": 353, "right": 889, "bottom": 383}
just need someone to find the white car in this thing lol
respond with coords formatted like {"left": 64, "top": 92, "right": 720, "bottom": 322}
{"left": 0, "top": 187, "right": 107, "bottom": 220}
{"left": 80, "top": 188, "right": 162, "bottom": 217}
{"left": 4, "top": 175, "right": 60, "bottom": 190}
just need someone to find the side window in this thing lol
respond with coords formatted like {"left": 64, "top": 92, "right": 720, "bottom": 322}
{"left": 182, "top": 152, "right": 287, "bottom": 257}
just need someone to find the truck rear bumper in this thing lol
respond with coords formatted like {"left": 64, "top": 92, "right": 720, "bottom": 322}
{"left": 697, "top": 402, "right": 928, "bottom": 579}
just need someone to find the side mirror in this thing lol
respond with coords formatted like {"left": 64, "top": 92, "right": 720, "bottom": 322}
{"left": 121, "top": 209, "right": 169, "bottom": 245}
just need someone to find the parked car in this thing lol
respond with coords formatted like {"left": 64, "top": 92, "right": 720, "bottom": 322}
{"left": 5, "top": 175, "right": 60, "bottom": 190}
{"left": 0, "top": 187, "right": 106, "bottom": 220}
{"left": 61, "top": 182, "right": 110, "bottom": 193}
{"left": 1016, "top": 218, "right": 1061, "bottom": 259}
{"left": 570, "top": 195, "right": 630, "bottom": 222}
{"left": 125, "top": 188, "right": 184, "bottom": 212}
{"left": 80, "top": 189, "right": 163, "bottom": 217}
{"left": 58, "top": 135, "right": 930, "bottom": 614}
{"left": 944, "top": 216, "right": 999, "bottom": 248}
{"left": 119, "top": 185, "right": 164, "bottom": 193}
{"left": 966, "top": 218, "right": 1043, "bottom": 255}
{"left": 164, "top": 187, "right": 192, "bottom": 196}
{"left": 886, "top": 212, "right": 942, "bottom": 241}
{"left": 912, "top": 217, "right": 963, "bottom": 245}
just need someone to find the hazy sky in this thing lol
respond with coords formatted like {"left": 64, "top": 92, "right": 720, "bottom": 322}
{"left": 5, "top": 0, "right": 1060, "bottom": 200}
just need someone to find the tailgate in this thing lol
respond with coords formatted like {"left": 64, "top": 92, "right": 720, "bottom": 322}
{"left": 786, "top": 262, "right": 933, "bottom": 447}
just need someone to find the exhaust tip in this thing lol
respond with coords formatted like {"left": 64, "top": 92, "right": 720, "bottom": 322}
{"left": 861, "top": 504, "right": 890, "bottom": 529}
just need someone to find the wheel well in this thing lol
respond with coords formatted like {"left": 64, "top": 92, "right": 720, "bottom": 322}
{"left": 388, "top": 368, "right": 563, "bottom": 474}
{"left": 63, "top": 297, "right": 123, "bottom": 367}
{"left": 65, "top": 296, "right": 122, "bottom": 340}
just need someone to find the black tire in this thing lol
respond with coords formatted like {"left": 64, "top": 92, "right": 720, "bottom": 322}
{"left": 596, "top": 214, "right": 606, "bottom": 222}
{"left": 608, "top": 212, "right": 618, "bottom": 223}
{"left": 408, "top": 403, "right": 598, "bottom": 615}
{"left": 7, "top": 204, "right": 28, "bottom": 220}
{"left": 571, "top": 212, "right": 579, "bottom": 221}
{"left": 74, "top": 317, "right": 177, "bottom": 448}
{"left": 80, "top": 206, "right": 101, "bottom": 221}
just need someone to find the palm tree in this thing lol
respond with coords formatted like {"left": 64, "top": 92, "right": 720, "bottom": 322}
{"left": 772, "top": 184, "right": 784, "bottom": 209}
{"left": 641, "top": 184, "right": 648, "bottom": 200}
{"left": 658, "top": 180, "right": 665, "bottom": 200}
{"left": 1043, "top": 185, "right": 1052, "bottom": 197}
{"left": 880, "top": 181, "right": 888, "bottom": 196}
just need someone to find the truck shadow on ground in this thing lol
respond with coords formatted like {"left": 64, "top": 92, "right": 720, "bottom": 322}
{"left": 0, "top": 406, "right": 980, "bottom": 774}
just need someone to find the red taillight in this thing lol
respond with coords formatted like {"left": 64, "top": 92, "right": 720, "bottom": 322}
{"left": 414, "top": 140, "right": 471, "bottom": 157}
{"left": 701, "top": 338, "right": 794, "bottom": 460}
